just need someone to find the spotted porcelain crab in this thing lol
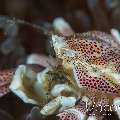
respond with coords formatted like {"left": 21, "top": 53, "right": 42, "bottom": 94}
{"left": 0, "top": 18, "right": 120, "bottom": 120}
{"left": 51, "top": 31, "right": 120, "bottom": 119}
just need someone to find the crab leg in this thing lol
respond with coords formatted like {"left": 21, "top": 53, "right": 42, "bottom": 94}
{"left": 40, "top": 96, "right": 76, "bottom": 116}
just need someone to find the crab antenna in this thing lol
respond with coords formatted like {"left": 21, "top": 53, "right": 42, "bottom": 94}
{"left": 6, "top": 17, "right": 53, "bottom": 35}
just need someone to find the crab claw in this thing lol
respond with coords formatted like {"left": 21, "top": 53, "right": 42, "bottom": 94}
{"left": 40, "top": 96, "right": 76, "bottom": 116}
{"left": 57, "top": 100, "right": 88, "bottom": 120}
{"left": 0, "top": 69, "right": 15, "bottom": 97}
{"left": 9, "top": 64, "right": 45, "bottom": 105}
{"left": 57, "top": 95, "right": 110, "bottom": 120}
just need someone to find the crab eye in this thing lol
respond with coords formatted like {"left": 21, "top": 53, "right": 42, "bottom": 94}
{"left": 92, "top": 67, "right": 98, "bottom": 73}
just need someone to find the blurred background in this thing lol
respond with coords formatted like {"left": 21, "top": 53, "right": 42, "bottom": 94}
{"left": 1, "top": 0, "right": 120, "bottom": 31}
{"left": 0, "top": 0, "right": 119, "bottom": 69}
{"left": 0, "top": 0, "right": 120, "bottom": 120}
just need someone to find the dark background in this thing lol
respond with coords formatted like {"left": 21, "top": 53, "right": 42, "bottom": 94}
{"left": 0, "top": 0, "right": 119, "bottom": 69}
{"left": 0, "top": 0, "right": 120, "bottom": 120}
{"left": 1, "top": 0, "right": 120, "bottom": 31}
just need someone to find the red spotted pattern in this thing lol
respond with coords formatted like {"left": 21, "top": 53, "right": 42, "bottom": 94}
{"left": 53, "top": 31, "right": 120, "bottom": 120}
{"left": 57, "top": 101, "right": 87, "bottom": 120}
{"left": 0, "top": 69, "right": 14, "bottom": 97}
{"left": 57, "top": 111, "right": 80, "bottom": 120}
{"left": 57, "top": 31, "right": 120, "bottom": 94}
{"left": 64, "top": 32, "right": 120, "bottom": 67}
{"left": 74, "top": 65, "right": 118, "bottom": 94}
